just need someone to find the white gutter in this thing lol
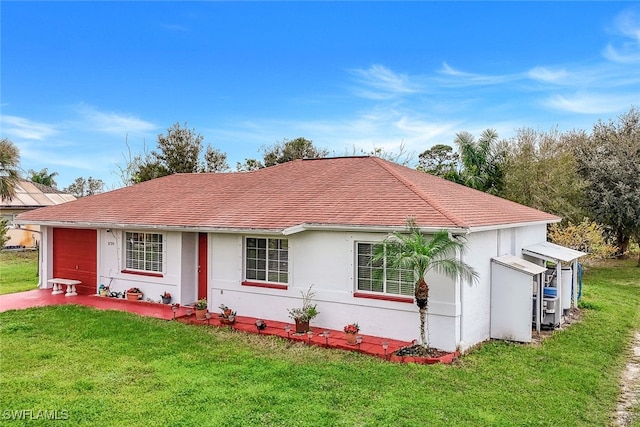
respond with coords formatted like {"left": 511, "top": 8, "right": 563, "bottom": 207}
{"left": 13, "top": 220, "right": 286, "bottom": 236}
{"left": 15, "top": 219, "right": 468, "bottom": 236}
{"left": 15, "top": 219, "right": 556, "bottom": 237}
{"left": 282, "top": 223, "right": 469, "bottom": 236}
{"left": 465, "top": 219, "right": 560, "bottom": 234}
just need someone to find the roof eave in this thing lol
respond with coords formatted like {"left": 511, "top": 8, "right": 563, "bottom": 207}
{"left": 465, "top": 218, "right": 561, "bottom": 233}
{"left": 282, "top": 223, "right": 469, "bottom": 236}
{"left": 12, "top": 220, "right": 285, "bottom": 235}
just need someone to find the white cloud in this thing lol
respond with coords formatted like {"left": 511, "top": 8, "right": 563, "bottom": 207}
{"left": 527, "top": 66, "right": 569, "bottom": 83}
{"left": 603, "top": 8, "right": 640, "bottom": 63}
{"left": 613, "top": 8, "right": 640, "bottom": 42}
{"left": 350, "top": 65, "right": 420, "bottom": 99}
{"left": 437, "top": 62, "right": 514, "bottom": 86}
{"left": 76, "top": 104, "right": 157, "bottom": 135}
{"left": 602, "top": 43, "right": 640, "bottom": 64}
{"left": 544, "top": 92, "right": 636, "bottom": 114}
{"left": 0, "top": 115, "right": 57, "bottom": 140}
{"left": 161, "top": 23, "right": 189, "bottom": 32}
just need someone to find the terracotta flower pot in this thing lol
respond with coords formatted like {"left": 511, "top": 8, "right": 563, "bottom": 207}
{"left": 195, "top": 308, "right": 207, "bottom": 320}
{"left": 295, "top": 319, "right": 309, "bottom": 333}
{"left": 345, "top": 332, "right": 357, "bottom": 345}
{"left": 126, "top": 292, "right": 141, "bottom": 301}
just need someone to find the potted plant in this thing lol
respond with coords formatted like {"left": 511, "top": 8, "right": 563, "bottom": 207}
{"left": 218, "top": 304, "right": 236, "bottom": 324}
{"left": 194, "top": 298, "right": 208, "bottom": 320}
{"left": 161, "top": 291, "right": 172, "bottom": 304}
{"left": 343, "top": 323, "right": 360, "bottom": 345}
{"left": 287, "top": 285, "right": 319, "bottom": 333}
{"left": 126, "top": 287, "right": 143, "bottom": 301}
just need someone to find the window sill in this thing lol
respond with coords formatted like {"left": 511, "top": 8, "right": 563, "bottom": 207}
{"left": 121, "top": 269, "right": 164, "bottom": 278}
{"left": 241, "top": 281, "right": 288, "bottom": 290}
{"left": 353, "top": 292, "right": 414, "bottom": 304}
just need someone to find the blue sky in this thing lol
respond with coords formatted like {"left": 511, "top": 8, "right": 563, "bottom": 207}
{"left": 1, "top": 2, "right": 639, "bottom": 190}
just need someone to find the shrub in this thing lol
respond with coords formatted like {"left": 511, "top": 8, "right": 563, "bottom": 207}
{"left": 548, "top": 218, "right": 617, "bottom": 260}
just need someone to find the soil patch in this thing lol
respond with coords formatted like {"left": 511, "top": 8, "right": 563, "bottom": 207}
{"left": 393, "top": 344, "right": 450, "bottom": 358}
{"left": 613, "top": 331, "right": 640, "bottom": 427}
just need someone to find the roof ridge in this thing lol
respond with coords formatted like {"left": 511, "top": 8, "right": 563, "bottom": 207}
{"left": 371, "top": 157, "right": 468, "bottom": 227}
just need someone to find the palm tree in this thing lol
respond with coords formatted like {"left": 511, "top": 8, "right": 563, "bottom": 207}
{"left": 28, "top": 168, "right": 59, "bottom": 188}
{"left": 453, "top": 129, "right": 506, "bottom": 195}
{"left": 373, "top": 220, "right": 478, "bottom": 348}
{"left": 0, "top": 138, "right": 21, "bottom": 201}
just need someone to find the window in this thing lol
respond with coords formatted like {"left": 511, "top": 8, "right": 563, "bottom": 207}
{"left": 125, "top": 232, "right": 164, "bottom": 273}
{"left": 356, "top": 243, "right": 414, "bottom": 296}
{"left": 245, "top": 237, "right": 288, "bottom": 283}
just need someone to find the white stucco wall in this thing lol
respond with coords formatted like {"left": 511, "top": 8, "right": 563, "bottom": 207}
{"left": 204, "top": 230, "right": 467, "bottom": 351}
{"left": 458, "top": 225, "right": 548, "bottom": 351}
{"left": 41, "top": 222, "right": 548, "bottom": 352}
{"left": 459, "top": 230, "right": 497, "bottom": 351}
{"left": 38, "top": 226, "right": 53, "bottom": 289}
{"left": 97, "top": 229, "right": 185, "bottom": 302}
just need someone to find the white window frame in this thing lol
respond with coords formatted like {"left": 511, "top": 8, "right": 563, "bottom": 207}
{"left": 124, "top": 231, "right": 166, "bottom": 274}
{"left": 356, "top": 242, "right": 415, "bottom": 296}
{"left": 245, "top": 237, "right": 289, "bottom": 284}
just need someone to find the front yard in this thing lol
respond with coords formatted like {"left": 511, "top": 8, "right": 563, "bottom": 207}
{"left": 0, "top": 259, "right": 638, "bottom": 426}
{"left": 0, "top": 250, "right": 39, "bottom": 295}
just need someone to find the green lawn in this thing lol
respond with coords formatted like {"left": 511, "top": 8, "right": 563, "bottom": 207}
{"left": 0, "top": 250, "right": 39, "bottom": 295}
{"left": 0, "top": 260, "right": 638, "bottom": 426}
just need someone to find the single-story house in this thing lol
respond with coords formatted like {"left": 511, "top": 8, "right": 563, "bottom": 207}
{"left": 1, "top": 180, "right": 76, "bottom": 248}
{"left": 17, "top": 156, "right": 573, "bottom": 352}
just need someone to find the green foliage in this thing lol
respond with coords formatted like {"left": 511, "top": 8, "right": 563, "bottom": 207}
{"left": 0, "top": 250, "right": 39, "bottom": 295}
{"left": 1, "top": 259, "right": 638, "bottom": 426}
{"left": 123, "top": 122, "right": 230, "bottom": 184}
{"left": 155, "top": 122, "right": 203, "bottom": 174}
{"left": 194, "top": 298, "right": 207, "bottom": 310}
{"left": 263, "top": 137, "right": 328, "bottom": 167}
{"left": 548, "top": 219, "right": 618, "bottom": 261}
{"left": 417, "top": 131, "right": 507, "bottom": 194}
{"left": 374, "top": 220, "right": 477, "bottom": 347}
{"left": 0, "top": 217, "right": 9, "bottom": 247}
{"left": 203, "top": 146, "right": 230, "bottom": 172}
{"left": 0, "top": 138, "right": 21, "bottom": 201}
{"left": 501, "top": 127, "right": 588, "bottom": 224}
{"left": 575, "top": 106, "right": 640, "bottom": 261}
{"left": 417, "top": 144, "right": 459, "bottom": 177}
{"left": 27, "top": 168, "right": 58, "bottom": 188}
{"left": 236, "top": 158, "right": 263, "bottom": 172}
{"left": 238, "top": 137, "right": 328, "bottom": 171}
{"left": 63, "top": 176, "right": 104, "bottom": 198}
{"left": 287, "top": 285, "right": 319, "bottom": 322}
{"left": 375, "top": 221, "right": 478, "bottom": 287}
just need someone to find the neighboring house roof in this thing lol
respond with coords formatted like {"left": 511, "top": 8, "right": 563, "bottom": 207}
{"left": 1, "top": 180, "right": 76, "bottom": 210}
{"left": 16, "top": 157, "right": 560, "bottom": 232}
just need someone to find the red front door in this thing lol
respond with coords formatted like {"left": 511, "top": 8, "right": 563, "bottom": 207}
{"left": 53, "top": 228, "right": 97, "bottom": 295}
{"left": 197, "top": 233, "right": 208, "bottom": 300}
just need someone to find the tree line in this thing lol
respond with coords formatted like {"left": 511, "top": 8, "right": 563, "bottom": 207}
{"left": 417, "top": 107, "right": 639, "bottom": 263}
{"left": 1, "top": 107, "right": 638, "bottom": 263}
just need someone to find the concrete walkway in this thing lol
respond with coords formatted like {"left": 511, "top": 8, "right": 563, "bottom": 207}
{"left": 0, "top": 289, "right": 412, "bottom": 360}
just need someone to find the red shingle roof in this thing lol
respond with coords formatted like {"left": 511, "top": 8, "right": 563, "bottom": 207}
{"left": 17, "top": 157, "right": 559, "bottom": 231}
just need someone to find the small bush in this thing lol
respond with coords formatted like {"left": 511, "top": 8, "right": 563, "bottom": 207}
{"left": 548, "top": 218, "right": 617, "bottom": 260}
